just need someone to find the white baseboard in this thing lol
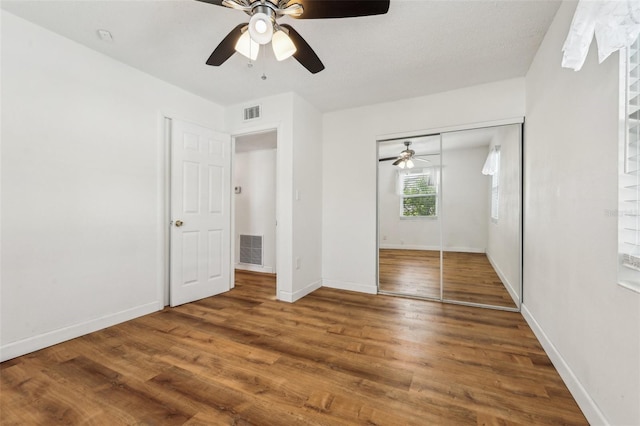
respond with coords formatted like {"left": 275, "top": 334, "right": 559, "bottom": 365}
{"left": 322, "top": 279, "right": 378, "bottom": 294}
{"left": 278, "top": 279, "right": 322, "bottom": 303}
{"left": 380, "top": 244, "right": 440, "bottom": 251}
{"left": 235, "top": 263, "right": 274, "bottom": 274}
{"left": 486, "top": 252, "right": 519, "bottom": 306}
{"left": 379, "top": 244, "right": 484, "bottom": 253}
{"left": 0, "top": 301, "right": 162, "bottom": 362}
{"left": 444, "top": 246, "right": 485, "bottom": 253}
{"left": 521, "top": 304, "right": 608, "bottom": 425}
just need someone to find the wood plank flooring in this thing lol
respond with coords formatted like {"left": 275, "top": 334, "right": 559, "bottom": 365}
{"left": 0, "top": 270, "right": 587, "bottom": 425}
{"left": 379, "top": 249, "right": 517, "bottom": 308}
{"left": 379, "top": 249, "right": 441, "bottom": 299}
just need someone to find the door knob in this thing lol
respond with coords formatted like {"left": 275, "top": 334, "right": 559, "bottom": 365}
{"left": 175, "top": 220, "right": 184, "bottom": 227}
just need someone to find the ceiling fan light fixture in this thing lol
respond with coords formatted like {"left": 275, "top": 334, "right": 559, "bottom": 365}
{"left": 405, "top": 159, "right": 414, "bottom": 169}
{"left": 249, "top": 12, "right": 274, "bottom": 45}
{"left": 201, "top": 0, "right": 389, "bottom": 73}
{"left": 272, "top": 29, "right": 296, "bottom": 61}
{"left": 234, "top": 30, "right": 259, "bottom": 60}
{"left": 255, "top": 19, "right": 267, "bottom": 34}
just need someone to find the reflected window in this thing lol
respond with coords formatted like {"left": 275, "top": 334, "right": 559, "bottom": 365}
{"left": 400, "top": 169, "right": 438, "bottom": 218}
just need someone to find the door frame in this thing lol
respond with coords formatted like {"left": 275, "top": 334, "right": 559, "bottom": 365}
{"left": 159, "top": 113, "right": 233, "bottom": 306}
{"left": 231, "top": 124, "right": 281, "bottom": 298}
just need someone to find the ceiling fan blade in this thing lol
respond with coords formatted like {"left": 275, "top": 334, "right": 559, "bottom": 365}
{"left": 280, "top": 24, "right": 324, "bottom": 74}
{"left": 378, "top": 157, "right": 398, "bottom": 162}
{"left": 194, "top": 0, "right": 225, "bottom": 6}
{"left": 206, "top": 24, "right": 245, "bottom": 66}
{"left": 286, "top": 0, "right": 390, "bottom": 19}
{"left": 414, "top": 158, "right": 431, "bottom": 163}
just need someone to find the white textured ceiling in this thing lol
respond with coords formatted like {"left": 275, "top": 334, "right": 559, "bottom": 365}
{"left": 1, "top": 0, "right": 561, "bottom": 112}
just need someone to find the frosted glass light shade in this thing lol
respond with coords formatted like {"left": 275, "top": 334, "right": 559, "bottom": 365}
{"left": 405, "top": 159, "right": 414, "bottom": 169}
{"left": 249, "top": 12, "right": 273, "bottom": 45}
{"left": 272, "top": 30, "right": 296, "bottom": 61}
{"left": 235, "top": 31, "right": 259, "bottom": 60}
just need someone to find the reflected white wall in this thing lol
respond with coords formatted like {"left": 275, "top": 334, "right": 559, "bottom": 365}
{"left": 486, "top": 124, "right": 521, "bottom": 302}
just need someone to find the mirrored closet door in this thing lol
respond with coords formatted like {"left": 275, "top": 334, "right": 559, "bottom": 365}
{"left": 377, "top": 134, "right": 442, "bottom": 300}
{"left": 377, "top": 123, "right": 522, "bottom": 311}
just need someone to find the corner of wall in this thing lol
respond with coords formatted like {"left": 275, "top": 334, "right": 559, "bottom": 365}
{"left": 278, "top": 279, "right": 322, "bottom": 303}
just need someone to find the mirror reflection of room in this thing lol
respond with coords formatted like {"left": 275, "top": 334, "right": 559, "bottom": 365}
{"left": 440, "top": 125, "right": 520, "bottom": 309}
{"left": 378, "top": 135, "right": 442, "bottom": 299}
{"left": 377, "top": 124, "right": 521, "bottom": 310}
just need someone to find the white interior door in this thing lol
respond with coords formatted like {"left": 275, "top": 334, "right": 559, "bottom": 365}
{"left": 170, "top": 119, "right": 231, "bottom": 307}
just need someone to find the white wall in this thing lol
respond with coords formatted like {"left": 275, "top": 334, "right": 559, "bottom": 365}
{"left": 291, "top": 94, "right": 323, "bottom": 299}
{"left": 379, "top": 147, "right": 489, "bottom": 253}
{"left": 524, "top": 2, "right": 640, "bottom": 425}
{"left": 233, "top": 148, "right": 277, "bottom": 274}
{"left": 1, "top": 12, "right": 226, "bottom": 360}
{"left": 226, "top": 92, "right": 323, "bottom": 302}
{"left": 323, "top": 79, "right": 525, "bottom": 294}
{"left": 486, "top": 125, "right": 521, "bottom": 301}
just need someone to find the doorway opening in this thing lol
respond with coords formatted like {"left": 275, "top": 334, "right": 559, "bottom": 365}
{"left": 232, "top": 130, "right": 278, "bottom": 289}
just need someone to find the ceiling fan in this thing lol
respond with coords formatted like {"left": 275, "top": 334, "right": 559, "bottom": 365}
{"left": 379, "top": 141, "right": 432, "bottom": 169}
{"left": 196, "top": 0, "right": 390, "bottom": 73}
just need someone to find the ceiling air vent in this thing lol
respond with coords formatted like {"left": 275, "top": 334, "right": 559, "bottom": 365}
{"left": 243, "top": 105, "right": 261, "bottom": 121}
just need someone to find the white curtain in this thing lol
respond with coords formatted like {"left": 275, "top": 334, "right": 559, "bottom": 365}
{"left": 396, "top": 170, "right": 405, "bottom": 195}
{"left": 482, "top": 148, "right": 499, "bottom": 176}
{"left": 562, "top": 0, "right": 640, "bottom": 71}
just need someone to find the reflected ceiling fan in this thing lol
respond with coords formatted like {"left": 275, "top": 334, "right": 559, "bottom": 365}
{"left": 196, "top": 0, "right": 390, "bottom": 73}
{"left": 379, "top": 141, "right": 433, "bottom": 169}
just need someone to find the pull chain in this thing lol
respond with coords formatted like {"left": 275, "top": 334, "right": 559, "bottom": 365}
{"left": 247, "top": 32, "right": 254, "bottom": 68}
{"left": 261, "top": 43, "right": 267, "bottom": 80}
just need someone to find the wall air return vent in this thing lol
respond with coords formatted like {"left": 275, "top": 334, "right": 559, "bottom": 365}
{"left": 239, "top": 235, "right": 263, "bottom": 266}
{"left": 243, "top": 105, "right": 261, "bottom": 121}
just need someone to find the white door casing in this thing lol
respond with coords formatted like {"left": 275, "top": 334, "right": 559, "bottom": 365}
{"left": 170, "top": 119, "right": 231, "bottom": 307}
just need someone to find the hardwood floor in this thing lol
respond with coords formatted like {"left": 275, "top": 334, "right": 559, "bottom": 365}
{"left": 443, "top": 251, "right": 517, "bottom": 308}
{"left": 0, "top": 270, "right": 587, "bottom": 425}
{"left": 379, "top": 249, "right": 441, "bottom": 299}
{"left": 379, "top": 249, "right": 517, "bottom": 308}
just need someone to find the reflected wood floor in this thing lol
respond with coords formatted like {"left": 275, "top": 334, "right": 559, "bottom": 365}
{"left": 379, "top": 249, "right": 441, "bottom": 299}
{"left": 379, "top": 249, "right": 517, "bottom": 308}
{"left": 0, "top": 271, "right": 586, "bottom": 425}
